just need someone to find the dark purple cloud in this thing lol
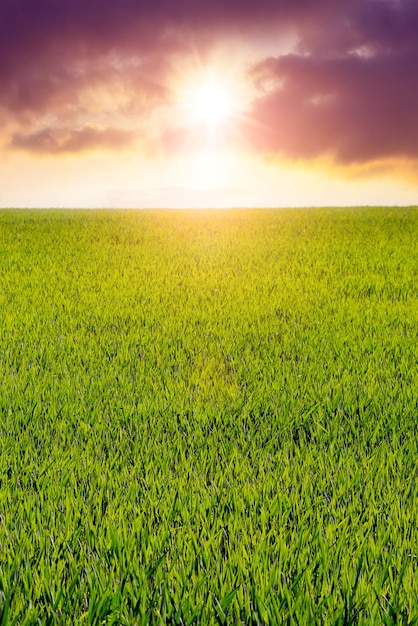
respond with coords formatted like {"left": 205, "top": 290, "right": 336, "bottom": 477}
{"left": 1, "top": 0, "right": 418, "bottom": 166}
{"left": 244, "top": 0, "right": 418, "bottom": 165}
{"left": 245, "top": 49, "right": 418, "bottom": 164}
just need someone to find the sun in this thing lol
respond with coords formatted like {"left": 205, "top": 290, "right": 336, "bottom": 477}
{"left": 175, "top": 67, "right": 240, "bottom": 131}
{"left": 190, "top": 79, "right": 233, "bottom": 127}
{"left": 170, "top": 61, "right": 254, "bottom": 157}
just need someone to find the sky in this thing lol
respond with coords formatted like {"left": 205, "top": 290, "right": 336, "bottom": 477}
{"left": 1, "top": 0, "right": 418, "bottom": 208}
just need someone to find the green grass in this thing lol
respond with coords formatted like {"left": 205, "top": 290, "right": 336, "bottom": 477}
{"left": 0, "top": 207, "right": 417, "bottom": 624}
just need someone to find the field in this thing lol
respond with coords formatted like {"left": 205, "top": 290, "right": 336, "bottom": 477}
{"left": 0, "top": 207, "right": 417, "bottom": 625}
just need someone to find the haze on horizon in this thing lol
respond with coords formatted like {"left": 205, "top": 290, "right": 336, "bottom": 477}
{"left": 1, "top": 0, "right": 418, "bottom": 208}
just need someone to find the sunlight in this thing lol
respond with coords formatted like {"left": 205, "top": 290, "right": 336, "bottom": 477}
{"left": 189, "top": 79, "right": 233, "bottom": 127}
{"left": 189, "top": 150, "right": 226, "bottom": 188}
{"left": 174, "top": 61, "right": 246, "bottom": 133}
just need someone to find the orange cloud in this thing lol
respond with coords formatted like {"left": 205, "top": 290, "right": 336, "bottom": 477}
{"left": 9, "top": 126, "right": 134, "bottom": 155}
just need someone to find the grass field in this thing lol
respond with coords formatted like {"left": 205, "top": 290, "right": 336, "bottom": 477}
{"left": 0, "top": 207, "right": 417, "bottom": 624}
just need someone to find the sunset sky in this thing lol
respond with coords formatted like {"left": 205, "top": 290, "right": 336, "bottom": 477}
{"left": 1, "top": 0, "right": 418, "bottom": 208}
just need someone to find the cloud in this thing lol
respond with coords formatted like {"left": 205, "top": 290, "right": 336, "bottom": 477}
{"left": 1, "top": 0, "right": 418, "bottom": 167}
{"left": 0, "top": 0, "right": 368, "bottom": 117}
{"left": 239, "top": 0, "right": 418, "bottom": 165}
{"left": 9, "top": 126, "right": 134, "bottom": 155}
{"left": 245, "top": 49, "right": 418, "bottom": 164}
